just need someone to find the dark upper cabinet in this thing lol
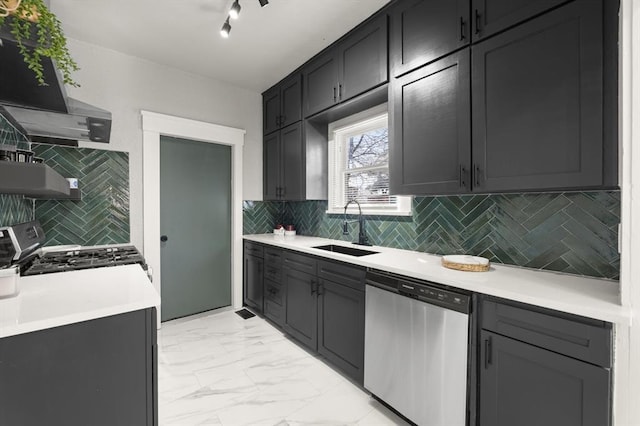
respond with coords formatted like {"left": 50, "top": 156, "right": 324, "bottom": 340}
{"left": 390, "top": 0, "right": 469, "bottom": 77}
{"left": 263, "top": 87, "right": 280, "bottom": 136}
{"left": 263, "top": 131, "right": 280, "bottom": 200}
{"left": 471, "top": 0, "right": 570, "bottom": 41}
{"left": 338, "top": 14, "right": 388, "bottom": 103}
{"left": 472, "top": 0, "right": 606, "bottom": 192}
{"left": 263, "top": 121, "right": 327, "bottom": 201}
{"left": 303, "top": 15, "right": 388, "bottom": 117}
{"left": 263, "top": 74, "right": 302, "bottom": 135}
{"left": 263, "top": 122, "right": 303, "bottom": 200}
{"left": 302, "top": 51, "right": 338, "bottom": 119}
{"left": 390, "top": 49, "right": 471, "bottom": 195}
{"left": 280, "top": 122, "right": 304, "bottom": 200}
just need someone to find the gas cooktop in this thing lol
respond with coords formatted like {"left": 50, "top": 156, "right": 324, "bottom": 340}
{"left": 22, "top": 245, "right": 147, "bottom": 276}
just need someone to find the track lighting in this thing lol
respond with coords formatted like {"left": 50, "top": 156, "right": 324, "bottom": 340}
{"left": 220, "top": 17, "right": 231, "bottom": 38}
{"left": 220, "top": 0, "right": 268, "bottom": 38}
{"left": 229, "top": 0, "right": 241, "bottom": 19}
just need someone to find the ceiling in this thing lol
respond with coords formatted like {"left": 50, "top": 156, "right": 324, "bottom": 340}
{"left": 49, "top": 0, "right": 392, "bottom": 93}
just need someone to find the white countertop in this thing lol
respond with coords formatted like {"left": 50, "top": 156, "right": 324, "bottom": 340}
{"left": 0, "top": 264, "right": 161, "bottom": 338}
{"left": 244, "top": 234, "right": 632, "bottom": 325}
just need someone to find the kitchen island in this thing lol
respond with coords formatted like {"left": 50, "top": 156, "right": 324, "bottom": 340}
{"left": 0, "top": 264, "right": 160, "bottom": 426}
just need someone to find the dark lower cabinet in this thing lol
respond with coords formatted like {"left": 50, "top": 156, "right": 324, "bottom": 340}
{"left": 0, "top": 308, "right": 157, "bottom": 426}
{"left": 263, "top": 247, "right": 284, "bottom": 327}
{"left": 480, "top": 330, "right": 610, "bottom": 426}
{"left": 390, "top": 49, "right": 471, "bottom": 195}
{"left": 283, "top": 267, "right": 318, "bottom": 351}
{"left": 317, "top": 279, "right": 365, "bottom": 384}
{"left": 279, "top": 250, "right": 366, "bottom": 384}
{"left": 243, "top": 242, "right": 264, "bottom": 313}
{"left": 472, "top": 0, "right": 611, "bottom": 192}
{"left": 479, "top": 297, "right": 612, "bottom": 426}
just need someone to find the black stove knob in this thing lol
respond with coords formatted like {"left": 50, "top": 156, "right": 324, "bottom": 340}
{"left": 160, "top": 235, "right": 168, "bottom": 242}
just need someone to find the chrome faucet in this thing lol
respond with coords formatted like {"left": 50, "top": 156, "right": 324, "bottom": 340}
{"left": 343, "top": 199, "right": 371, "bottom": 246}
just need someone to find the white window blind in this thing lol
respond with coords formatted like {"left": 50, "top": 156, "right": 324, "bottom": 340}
{"left": 327, "top": 104, "right": 412, "bottom": 216}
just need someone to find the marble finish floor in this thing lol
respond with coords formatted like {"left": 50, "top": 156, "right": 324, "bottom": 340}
{"left": 158, "top": 309, "right": 408, "bottom": 425}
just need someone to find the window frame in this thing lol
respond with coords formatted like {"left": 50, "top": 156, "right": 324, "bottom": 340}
{"left": 326, "top": 104, "right": 412, "bottom": 216}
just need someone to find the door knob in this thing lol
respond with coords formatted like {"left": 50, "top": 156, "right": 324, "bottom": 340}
{"left": 160, "top": 235, "right": 168, "bottom": 242}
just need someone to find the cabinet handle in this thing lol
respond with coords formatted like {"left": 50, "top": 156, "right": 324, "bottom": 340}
{"left": 310, "top": 279, "right": 317, "bottom": 295}
{"left": 460, "top": 16, "right": 465, "bottom": 41}
{"left": 474, "top": 9, "right": 481, "bottom": 35}
{"left": 473, "top": 164, "right": 482, "bottom": 187}
{"left": 281, "top": 114, "right": 286, "bottom": 126}
{"left": 484, "top": 336, "right": 493, "bottom": 368}
{"left": 333, "top": 86, "right": 337, "bottom": 102}
{"left": 459, "top": 165, "right": 466, "bottom": 188}
{"left": 338, "top": 84, "right": 343, "bottom": 101}
{"left": 281, "top": 186, "right": 286, "bottom": 197}
{"left": 318, "top": 281, "right": 324, "bottom": 296}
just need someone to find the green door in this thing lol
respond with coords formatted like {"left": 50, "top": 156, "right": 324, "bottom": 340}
{"left": 159, "top": 136, "right": 231, "bottom": 321}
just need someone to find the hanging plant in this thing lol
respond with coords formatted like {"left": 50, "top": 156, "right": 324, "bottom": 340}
{"left": 0, "top": 0, "right": 79, "bottom": 87}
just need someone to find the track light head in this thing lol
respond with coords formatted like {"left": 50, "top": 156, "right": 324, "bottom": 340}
{"left": 258, "top": 0, "right": 269, "bottom": 6}
{"left": 220, "top": 18, "right": 231, "bottom": 38}
{"left": 229, "top": 0, "right": 241, "bottom": 19}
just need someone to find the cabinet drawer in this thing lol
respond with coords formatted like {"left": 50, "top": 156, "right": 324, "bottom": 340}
{"left": 264, "top": 247, "right": 283, "bottom": 282}
{"left": 264, "top": 299, "right": 284, "bottom": 327}
{"left": 482, "top": 299, "right": 612, "bottom": 367}
{"left": 264, "top": 279, "right": 283, "bottom": 306}
{"left": 243, "top": 241, "right": 263, "bottom": 258}
{"left": 318, "top": 259, "right": 365, "bottom": 291}
{"left": 283, "top": 251, "right": 317, "bottom": 275}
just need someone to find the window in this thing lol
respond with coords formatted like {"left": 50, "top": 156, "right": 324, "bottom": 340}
{"left": 327, "top": 104, "right": 412, "bottom": 216}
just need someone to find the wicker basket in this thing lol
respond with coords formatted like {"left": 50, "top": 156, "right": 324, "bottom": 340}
{"left": 441, "top": 255, "right": 490, "bottom": 272}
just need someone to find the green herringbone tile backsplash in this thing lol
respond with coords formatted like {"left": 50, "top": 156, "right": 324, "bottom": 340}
{"left": 243, "top": 191, "right": 621, "bottom": 280}
{"left": 32, "top": 144, "right": 130, "bottom": 246}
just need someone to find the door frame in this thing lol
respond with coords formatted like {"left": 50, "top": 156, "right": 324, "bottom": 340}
{"left": 141, "top": 111, "right": 245, "bottom": 322}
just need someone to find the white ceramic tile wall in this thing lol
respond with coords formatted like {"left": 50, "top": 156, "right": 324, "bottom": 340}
{"left": 158, "top": 309, "right": 408, "bottom": 425}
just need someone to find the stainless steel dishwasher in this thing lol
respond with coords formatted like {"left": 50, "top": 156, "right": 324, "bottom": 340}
{"left": 364, "top": 269, "right": 471, "bottom": 426}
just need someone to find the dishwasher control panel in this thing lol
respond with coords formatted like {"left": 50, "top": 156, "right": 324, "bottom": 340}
{"left": 367, "top": 269, "right": 470, "bottom": 314}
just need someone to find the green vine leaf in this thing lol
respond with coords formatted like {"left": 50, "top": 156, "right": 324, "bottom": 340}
{"left": 0, "top": 0, "right": 80, "bottom": 87}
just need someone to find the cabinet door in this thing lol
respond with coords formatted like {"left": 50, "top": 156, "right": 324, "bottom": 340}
{"left": 303, "top": 50, "right": 338, "bottom": 117}
{"left": 472, "top": 0, "right": 570, "bottom": 40}
{"left": 280, "top": 74, "right": 302, "bottom": 128}
{"left": 243, "top": 253, "right": 263, "bottom": 312}
{"left": 280, "top": 122, "right": 303, "bottom": 200}
{"left": 391, "top": 0, "right": 469, "bottom": 76}
{"left": 283, "top": 267, "right": 318, "bottom": 351}
{"left": 0, "top": 309, "right": 156, "bottom": 426}
{"left": 390, "top": 49, "right": 470, "bottom": 195}
{"left": 472, "top": 0, "right": 603, "bottom": 192}
{"left": 263, "top": 131, "right": 281, "bottom": 200}
{"left": 480, "top": 331, "right": 610, "bottom": 426}
{"left": 263, "top": 86, "right": 280, "bottom": 135}
{"left": 318, "top": 279, "right": 365, "bottom": 384}
{"left": 338, "top": 14, "right": 388, "bottom": 102}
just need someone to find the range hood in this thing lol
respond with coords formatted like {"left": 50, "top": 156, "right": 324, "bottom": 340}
{"left": 0, "top": 31, "right": 112, "bottom": 147}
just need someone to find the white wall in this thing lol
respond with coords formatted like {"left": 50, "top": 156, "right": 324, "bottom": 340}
{"left": 62, "top": 38, "right": 263, "bottom": 249}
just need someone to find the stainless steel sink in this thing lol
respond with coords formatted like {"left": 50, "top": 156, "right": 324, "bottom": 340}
{"left": 312, "top": 244, "right": 378, "bottom": 257}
